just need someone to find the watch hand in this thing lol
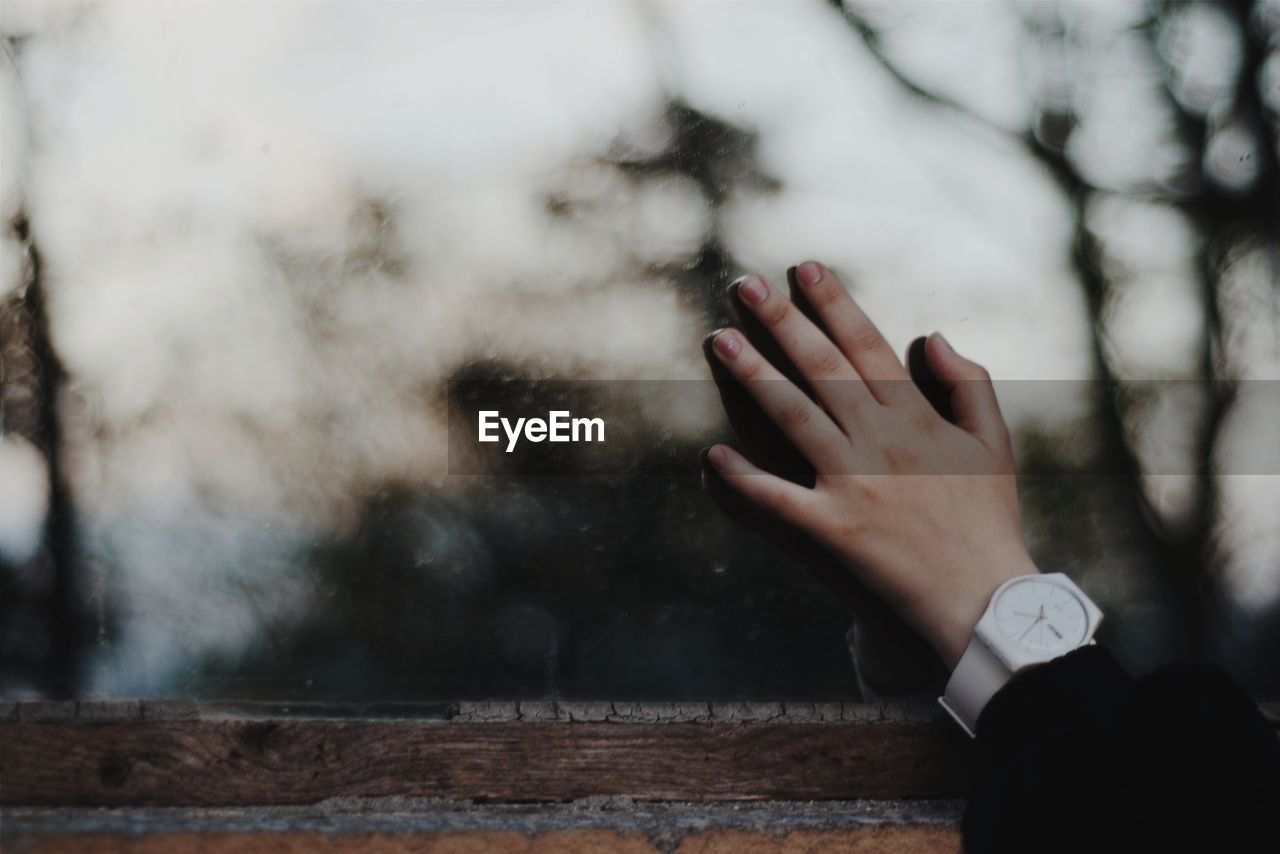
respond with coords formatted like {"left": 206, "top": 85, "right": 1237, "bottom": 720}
{"left": 1017, "top": 620, "right": 1038, "bottom": 642}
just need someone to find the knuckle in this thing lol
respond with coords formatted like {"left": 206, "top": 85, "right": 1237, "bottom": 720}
{"left": 882, "top": 442, "right": 922, "bottom": 472}
{"left": 909, "top": 406, "right": 943, "bottom": 436}
{"left": 966, "top": 363, "right": 992, "bottom": 383}
{"left": 846, "top": 324, "right": 883, "bottom": 355}
{"left": 767, "top": 485, "right": 802, "bottom": 516}
{"left": 738, "top": 356, "right": 765, "bottom": 382}
{"left": 762, "top": 299, "right": 792, "bottom": 326}
{"left": 829, "top": 508, "right": 867, "bottom": 543}
{"left": 806, "top": 347, "right": 845, "bottom": 379}
{"left": 777, "top": 397, "right": 815, "bottom": 430}
{"left": 810, "top": 281, "right": 845, "bottom": 310}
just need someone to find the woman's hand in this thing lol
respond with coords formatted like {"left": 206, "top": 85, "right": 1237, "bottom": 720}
{"left": 703, "top": 262, "right": 1038, "bottom": 669}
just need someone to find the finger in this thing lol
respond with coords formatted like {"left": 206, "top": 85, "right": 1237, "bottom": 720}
{"left": 731, "top": 273, "right": 873, "bottom": 428}
{"left": 703, "top": 443, "right": 820, "bottom": 530}
{"left": 924, "top": 332, "right": 1012, "bottom": 454}
{"left": 699, "top": 447, "right": 825, "bottom": 561}
{"left": 727, "top": 278, "right": 812, "bottom": 395}
{"left": 710, "top": 328, "right": 848, "bottom": 471}
{"left": 700, "top": 448, "right": 877, "bottom": 613}
{"left": 790, "top": 261, "right": 914, "bottom": 406}
{"left": 722, "top": 277, "right": 821, "bottom": 483}
{"left": 905, "top": 335, "right": 956, "bottom": 423}
{"left": 701, "top": 334, "right": 815, "bottom": 485}
{"left": 787, "top": 265, "right": 835, "bottom": 341}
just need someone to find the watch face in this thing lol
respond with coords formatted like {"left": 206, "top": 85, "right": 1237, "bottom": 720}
{"left": 993, "top": 577, "right": 1090, "bottom": 652}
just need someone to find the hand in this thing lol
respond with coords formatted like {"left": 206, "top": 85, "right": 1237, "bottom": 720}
{"left": 702, "top": 262, "right": 1038, "bottom": 669}
{"left": 701, "top": 269, "right": 953, "bottom": 693}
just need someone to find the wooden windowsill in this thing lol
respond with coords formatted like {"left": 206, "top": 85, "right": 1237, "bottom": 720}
{"left": 1, "top": 800, "right": 971, "bottom": 853}
{"left": 2, "top": 699, "right": 968, "bottom": 806}
{"left": 3, "top": 699, "right": 1277, "bottom": 807}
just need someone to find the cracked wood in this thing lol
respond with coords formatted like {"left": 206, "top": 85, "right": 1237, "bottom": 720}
{"left": 0, "top": 711, "right": 968, "bottom": 805}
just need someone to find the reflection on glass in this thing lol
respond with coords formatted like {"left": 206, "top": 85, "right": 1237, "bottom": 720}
{"left": 0, "top": 1, "right": 1277, "bottom": 701}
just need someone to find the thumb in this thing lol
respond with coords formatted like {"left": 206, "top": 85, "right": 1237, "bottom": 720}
{"left": 924, "top": 332, "right": 1011, "bottom": 455}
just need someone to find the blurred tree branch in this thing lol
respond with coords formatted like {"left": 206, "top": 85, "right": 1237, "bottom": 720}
{"left": 833, "top": 0, "right": 1279, "bottom": 658}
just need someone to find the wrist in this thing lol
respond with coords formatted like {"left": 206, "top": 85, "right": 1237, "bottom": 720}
{"left": 929, "top": 549, "right": 1041, "bottom": 670}
{"left": 937, "top": 570, "right": 1104, "bottom": 736}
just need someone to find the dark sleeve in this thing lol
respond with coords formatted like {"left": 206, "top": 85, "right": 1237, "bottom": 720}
{"left": 962, "top": 645, "right": 1280, "bottom": 854}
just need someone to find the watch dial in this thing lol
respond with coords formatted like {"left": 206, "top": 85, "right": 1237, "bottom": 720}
{"left": 993, "top": 578, "right": 1089, "bottom": 652}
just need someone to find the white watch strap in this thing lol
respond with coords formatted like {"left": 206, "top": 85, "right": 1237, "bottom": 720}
{"left": 938, "top": 635, "right": 1010, "bottom": 738}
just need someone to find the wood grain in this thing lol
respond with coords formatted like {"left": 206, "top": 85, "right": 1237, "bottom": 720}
{"left": 0, "top": 710, "right": 968, "bottom": 806}
{"left": 3, "top": 827, "right": 964, "bottom": 854}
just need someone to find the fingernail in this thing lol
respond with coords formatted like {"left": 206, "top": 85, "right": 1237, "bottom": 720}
{"left": 735, "top": 275, "right": 768, "bottom": 306}
{"left": 707, "top": 445, "right": 729, "bottom": 471}
{"left": 712, "top": 329, "right": 741, "bottom": 359}
{"left": 796, "top": 261, "right": 823, "bottom": 287}
{"left": 932, "top": 331, "right": 955, "bottom": 354}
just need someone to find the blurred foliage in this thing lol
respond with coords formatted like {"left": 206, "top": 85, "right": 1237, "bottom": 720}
{"left": 3, "top": 0, "right": 1277, "bottom": 700}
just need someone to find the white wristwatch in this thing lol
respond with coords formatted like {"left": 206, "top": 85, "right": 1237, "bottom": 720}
{"left": 939, "top": 572, "right": 1103, "bottom": 737}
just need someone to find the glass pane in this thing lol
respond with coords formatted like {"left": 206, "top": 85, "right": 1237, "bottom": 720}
{"left": 2, "top": 0, "right": 1277, "bottom": 702}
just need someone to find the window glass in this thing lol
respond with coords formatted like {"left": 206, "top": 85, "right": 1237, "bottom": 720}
{"left": 1, "top": 0, "right": 1277, "bottom": 701}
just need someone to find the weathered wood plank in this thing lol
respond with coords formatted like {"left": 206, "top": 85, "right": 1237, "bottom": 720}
{"left": 1, "top": 801, "right": 967, "bottom": 853}
{"left": 15, "top": 701, "right": 77, "bottom": 720}
{"left": 5, "top": 700, "right": 1272, "bottom": 807}
{"left": 2, "top": 699, "right": 945, "bottom": 723}
{"left": 0, "top": 717, "right": 968, "bottom": 806}
{"left": 1, "top": 826, "right": 964, "bottom": 854}
{"left": 0, "top": 799, "right": 967, "bottom": 836}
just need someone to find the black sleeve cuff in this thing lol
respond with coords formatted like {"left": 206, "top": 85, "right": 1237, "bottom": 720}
{"left": 962, "top": 645, "right": 1280, "bottom": 854}
{"left": 975, "top": 644, "right": 1133, "bottom": 744}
